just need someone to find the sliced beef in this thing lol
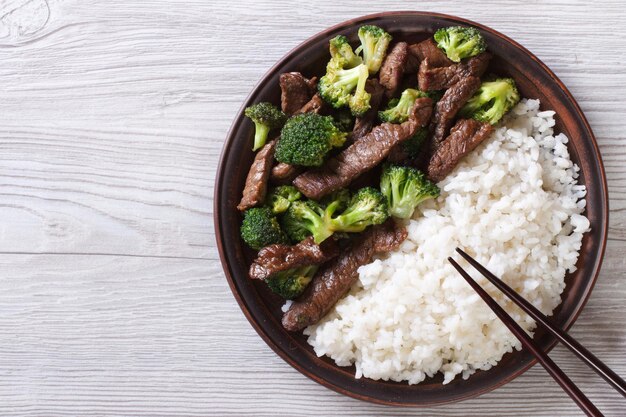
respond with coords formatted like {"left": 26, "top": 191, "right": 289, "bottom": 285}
{"left": 386, "top": 98, "right": 434, "bottom": 164}
{"left": 418, "top": 52, "right": 491, "bottom": 91}
{"left": 409, "top": 97, "right": 435, "bottom": 126}
{"left": 282, "top": 220, "right": 407, "bottom": 331}
{"left": 294, "top": 93, "right": 326, "bottom": 115}
{"left": 387, "top": 147, "right": 407, "bottom": 163}
{"left": 237, "top": 140, "right": 277, "bottom": 211}
{"left": 293, "top": 98, "right": 433, "bottom": 200}
{"left": 406, "top": 39, "right": 453, "bottom": 72}
{"left": 270, "top": 162, "right": 302, "bottom": 184}
{"left": 431, "top": 76, "right": 481, "bottom": 149}
{"left": 379, "top": 42, "right": 408, "bottom": 97}
{"left": 351, "top": 79, "right": 386, "bottom": 141}
{"left": 279, "top": 73, "right": 317, "bottom": 115}
{"left": 249, "top": 236, "right": 340, "bottom": 281}
{"left": 405, "top": 53, "right": 420, "bottom": 74}
{"left": 428, "top": 118, "right": 494, "bottom": 182}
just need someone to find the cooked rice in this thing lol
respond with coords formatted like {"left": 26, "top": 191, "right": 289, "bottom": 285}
{"left": 304, "top": 99, "right": 589, "bottom": 384}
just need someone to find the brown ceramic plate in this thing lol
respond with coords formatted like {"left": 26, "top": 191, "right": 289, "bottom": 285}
{"left": 214, "top": 11, "right": 608, "bottom": 406}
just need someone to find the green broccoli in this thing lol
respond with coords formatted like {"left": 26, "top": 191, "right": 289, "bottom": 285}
{"left": 378, "top": 88, "right": 430, "bottom": 123}
{"left": 265, "top": 265, "right": 318, "bottom": 299}
{"left": 244, "top": 102, "right": 287, "bottom": 151}
{"left": 240, "top": 207, "right": 288, "bottom": 250}
{"left": 329, "top": 35, "right": 362, "bottom": 69}
{"left": 319, "top": 63, "right": 371, "bottom": 116}
{"left": 433, "top": 26, "right": 487, "bottom": 63}
{"left": 426, "top": 89, "right": 445, "bottom": 103}
{"left": 318, "top": 36, "right": 371, "bottom": 116}
{"left": 282, "top": 187, "right": 388, "bottom": 244}
{"left": 401, "top": 128, "right": 429, "bottom": 159}
{"left": 281, "top": 189, "right": 350, "bottom": 243}
{"left": 459, "top": 78, "right": 520, "bottom": 125}
{"left": 275, "top": 113, "right": 347, "bottom": 167}
{"left": 281, "top": 204, "right": 313, "bottom": 243}
{"left": 380, "top": 164, "right": 440, "bottom": 219}
{"left": 266, "top": 185, "right": 301, "bottom": 214}
{"left": 328, "top": 187, "right": 389, "bottom": 233}
{"left": 334, "top": 108, "right": 355, "bottom": 132}
{"left": 320, "top": 188, "right": 351, "bottom": 213}
{"left": 347, "top": 64, "right": 372, "bottom": 116}
{"left": 281, "top": 200, "right": 336, "bottom": 244}
{"left": 355, "top": 25, "right": 392, "bottom": 75}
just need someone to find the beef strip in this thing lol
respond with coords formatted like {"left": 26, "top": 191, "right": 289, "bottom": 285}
{"left": 294, "top": 93, "right": 326, "bottom": 115}
{"left": 418, "top": 52, "right": 491, "bottom": 91}
{"left": 378, "top": 42, "right": 408, "bottom": 97}
{"left": 430, "top": 75, "right": 481, "bottom": 149}
{"left": 351, "top": 79, "right": 386, "bottom": 141}
{"left": 407, "top": 39, "right": 454, "bottom": 71}
{"left": 293, "top": 98, "right": 433, "bottom": 200}
{"left": 428, "top": 118, "right": 494, "bottom": 182}
{"left": 279, "top": 73, "right": 317, "bottom": 115}
{"left": 249, "top": 236, "right": 339, "bottom": 281}
{"left": 386, "top": 146, "right": 409, "bottom": 164}
{"left": 270, "top": 162, "right": 302, "bottom": 184}
{"left": 237, "top": 139, "right": 276, "bottom": 211}
{"left": 405, "top": 53, "right": 420, "bottom": 74}
{"left": 408, "top": 96, "right": 435, "bottom": 127}
{"left": 386, "top": 98, "right": 434, "bottom": 163}
{"left": 282, "top": 220, "right": 407, "bottom": 331}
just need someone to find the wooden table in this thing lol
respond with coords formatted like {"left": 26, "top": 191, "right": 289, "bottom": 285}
{"left": 1, "top": 1, "right": 624, "bottom": 415}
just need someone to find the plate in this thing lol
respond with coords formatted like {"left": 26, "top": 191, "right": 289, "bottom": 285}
{"left": 214, "top": 11, "right": 608, "bottom": 406}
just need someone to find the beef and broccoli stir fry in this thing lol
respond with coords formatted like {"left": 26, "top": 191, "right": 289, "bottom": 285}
{"left": 236, "top": 25, "right": 520, "bottom": 331}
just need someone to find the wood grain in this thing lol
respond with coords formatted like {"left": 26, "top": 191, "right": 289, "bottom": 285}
{"left": 0, "top": 0, "right": 624, "bottom": 415}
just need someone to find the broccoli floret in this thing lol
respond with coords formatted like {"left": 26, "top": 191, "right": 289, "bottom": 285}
{"left": 240, "top": 207, "right": 288, "bottom": 250}
{"left": 244, "top": 102, "right": 287, "bottom": 151}
{"left": 275, "top": 113, "right": 347, "bottom": 167}
{"left": 433, "top": 26, "right": 487, "bottom": 63}
{"left": 282, "top": 200, "right": 335, "bottom": 244}
{"left": 282, "top": 187, "right": 387, "bottom": 244}
{"left": 378, "top": 88, "right": 429, "bottom": 123}
{"left": 318, "top": 35, "right": 371, "bottom": 116}
{"left": 329, "top": 187, "right": 389, "bottom": 233}
{"left": 348, "top": 64, "right": 372, "bottom": 116}
{"left": 426, "top": 89, "right": 445, "bottom": 103}
{"left": 281, "top": 204, "right": 312, "bottom": 243}
{"left": 266, "top": 185, "right": 301, "bottom": 214}
{"left": 329, "top": 35, "right": 362, "bottom": 69}
{"left": 265, "top": 265, "right": 317, "bottom": 299}
{"left": 320, "top": 188, "right": 351, "bottom": 213}
{"left": 281, "top": 188, "right": 351, "bottom": 243}
{"left": 283, "top": 188, "right": 352, "bottom": 243}
{"left": 355, "top": 25, "right": 392, "bottom": 75}
{"left": 334, "top": 108, "right": 355, "bottom": 132}
{"left": 319, "top": 63, "right": 371, "bottom": 116}
{"left": 380, "top": 164, "right": 440, "bottom": 219}
{"left": 402, "top": 128, "right": 429, "bottom": 159}
{"left": 459, "top": 78, "right": 520, "bottom": 125}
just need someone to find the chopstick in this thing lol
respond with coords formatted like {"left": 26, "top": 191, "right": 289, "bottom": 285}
{"left": 448, "top": 253, "right": 605, "bottom": 417}
{"left": 455, "top": 248, "right": 626, "bottom": 398}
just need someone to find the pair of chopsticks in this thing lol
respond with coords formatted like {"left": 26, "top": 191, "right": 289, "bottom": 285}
{"left": 449, "top": 248, "right": 625, "bottom": 417}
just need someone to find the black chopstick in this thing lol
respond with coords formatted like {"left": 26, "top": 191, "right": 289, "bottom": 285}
{"left": 448, "top": 257, "right": 604, "bottom": 417}
{"left": 455, "top": 248, "right": 626, "bottom": 398}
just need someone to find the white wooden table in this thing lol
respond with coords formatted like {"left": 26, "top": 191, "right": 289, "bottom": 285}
{"left": 1, "top": 1, "right": 624, "bottom": 415}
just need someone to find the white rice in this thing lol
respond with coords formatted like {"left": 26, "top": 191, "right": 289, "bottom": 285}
{"left": 304, "top": 99, "right": 589, "bottom": 384}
